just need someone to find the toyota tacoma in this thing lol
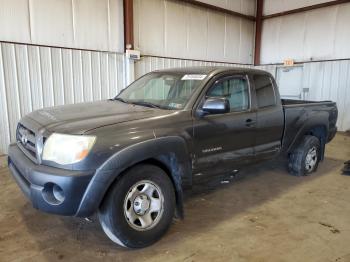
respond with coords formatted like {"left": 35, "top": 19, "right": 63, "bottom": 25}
{"left": 8, "top": 67, "right": 338, "bottom": 248}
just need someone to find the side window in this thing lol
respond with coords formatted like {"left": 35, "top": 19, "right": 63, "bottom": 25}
{"left": 253, "top": 75, "right": 276, "bottom": 108}
{"left": 207, "top": 77, "right": 249, "bottom": 112}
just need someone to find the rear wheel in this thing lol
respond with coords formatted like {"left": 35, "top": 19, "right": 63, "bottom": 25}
{"left": 288, "top": 135, "right": 321, "bottom": 176}
{"left": 98, "top": 164, "right": 175, "bottom": 248}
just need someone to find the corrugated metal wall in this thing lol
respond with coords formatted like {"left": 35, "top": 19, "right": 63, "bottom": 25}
{"left": 135, "top": 56, "right": 350, "bottom": 132}
{"left": 0, "top": 42, "right": 125, "bottom": 154}
{"left": 195, "top": 0, "right": 256, "bottom": 16}
{"left": 133, "top": 0, "right": 255, "bottom": 64}
{"left": 261, "top": 2, "right": 350, "bottom": 64}
{"left": 0, "top": 0, "right": 124, "bottom": 52}
{"left": 263, "top": 0, "right": 332, "bottom": 15}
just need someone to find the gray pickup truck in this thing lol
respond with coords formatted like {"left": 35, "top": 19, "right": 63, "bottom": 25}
{"left": 8, "top": 67, "right": 337, "bottom": 248}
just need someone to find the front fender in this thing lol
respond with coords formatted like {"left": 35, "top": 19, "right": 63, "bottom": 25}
{"left": 75, "top": 136, "right": 191, "bottom": 217}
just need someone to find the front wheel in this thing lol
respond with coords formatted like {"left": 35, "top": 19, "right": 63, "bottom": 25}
{"left": 288, "top": 135, "right": 321, "bottom": 176}
{"left": 98, "top": 164, "right": 175, "bottom": 248}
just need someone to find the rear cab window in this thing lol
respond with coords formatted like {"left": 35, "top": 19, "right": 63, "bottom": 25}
{"left": 253, "top": 74, "right": 276, "bottom": 108}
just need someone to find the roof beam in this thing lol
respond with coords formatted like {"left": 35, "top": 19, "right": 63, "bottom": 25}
{"left": 123, "top": 0, "right": 134, "bottom": 50}
{"left": 263, "top": 0, "right": 350, "bottom": 20}
{"left": 254, "top": 0, "right": 263, "bottom": 65}
{"left": 173, "top": 0, "right": 256, "bottom": 21}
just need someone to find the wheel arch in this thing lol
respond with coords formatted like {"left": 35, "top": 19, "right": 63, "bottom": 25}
{"left": 75, "top": 136, "right": 191, "bottom": 217}
{"left": 134, "top": 157, "right": 185, "bottom": 218}
{"left": 288, "top": 123, "right": 328, "bottom": 160}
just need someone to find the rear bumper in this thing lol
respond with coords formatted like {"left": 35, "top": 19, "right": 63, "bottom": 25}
{"left": 8, "top": 143, "right": 94, "bottom": 216}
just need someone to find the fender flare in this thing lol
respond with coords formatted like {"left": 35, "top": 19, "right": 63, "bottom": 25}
{"left": 75, "top": 136, "right": 191, "bottom": 217}
{"left": 286, "top": 112, "right": 329, "bottom": 157}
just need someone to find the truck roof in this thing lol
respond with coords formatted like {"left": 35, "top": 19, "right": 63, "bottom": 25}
{"left": 153, "top": 66, "right": 268, "bottom": 75}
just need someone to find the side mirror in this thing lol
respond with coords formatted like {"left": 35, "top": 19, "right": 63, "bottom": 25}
{"left": 202, "top": 97, "right": 230, "bottom": 115}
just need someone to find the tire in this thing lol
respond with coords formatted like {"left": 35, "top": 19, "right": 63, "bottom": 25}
{"left": 288, "top": 135, "right": 321, "bottom": 176}
{"left": 98, "top": 164, "right": 175, "bottom": 248}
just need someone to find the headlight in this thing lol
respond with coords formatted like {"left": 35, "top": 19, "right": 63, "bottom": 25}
{"left": 42, "top": 133, "right": 96, "bottom": 165}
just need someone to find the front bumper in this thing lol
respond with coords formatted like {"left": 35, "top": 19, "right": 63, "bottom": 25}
{"left": 8, "top": 143, "right": 94, "bottom": 216}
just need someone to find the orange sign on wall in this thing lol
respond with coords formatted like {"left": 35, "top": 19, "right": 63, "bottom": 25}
{"left": 283, "top": 59, "right": 294, "bottom": 66}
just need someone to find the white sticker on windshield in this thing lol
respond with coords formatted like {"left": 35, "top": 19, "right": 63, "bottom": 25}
{"left": 181, "top": 74, "right": 207, "bottom": 81}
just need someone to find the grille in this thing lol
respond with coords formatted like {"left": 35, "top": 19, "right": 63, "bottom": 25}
{"left": 16, "top": 123, "right": 38, "bottom": 162}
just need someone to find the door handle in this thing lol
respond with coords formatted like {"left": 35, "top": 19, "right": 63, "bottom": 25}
{"left": 245, "top": 118, "right": 256, "bottom": 127}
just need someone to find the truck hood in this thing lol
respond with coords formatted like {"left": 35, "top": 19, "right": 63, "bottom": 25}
{"left": 27, "top": 100, "right": 169, "bottom": 134}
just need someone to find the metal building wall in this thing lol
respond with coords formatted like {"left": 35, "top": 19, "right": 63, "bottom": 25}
{"left": 0, "top": 42, "right": 125, "bottom": 154}
{"left": 261, "top": 2, "right": 350, "bottom": 64}
{"left": 195, "top": 0, "right": 256, "bottom": 15}
{"left": 263, "top": 0, "right": 332, "bottom": 15}
{"left": 0, "top": 0, "right": 124, "bottom": 52}
{"left": 133, "top": 0, "right": 255, "bottom": 64}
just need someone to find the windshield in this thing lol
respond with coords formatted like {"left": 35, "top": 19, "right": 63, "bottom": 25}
{"left": 115, "top": 72, "right": 206, "bottom": 110}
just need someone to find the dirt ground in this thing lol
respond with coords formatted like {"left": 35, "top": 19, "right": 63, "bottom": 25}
{"left": 1, "top": 133, "right": 350, "bottom": 262}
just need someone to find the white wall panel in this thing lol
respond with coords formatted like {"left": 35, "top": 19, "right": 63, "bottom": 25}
{"left": 186, "top": 5, "right": 208, "bottom": 60}
{"left": 27, "top": 46, "right": 44, "bottom": 110}
{"left": 164, "top": 0, "right": 187, "bottom": 57}
{"left": 91, "top": 52, "right": 102, "bottom": 101}
{"left": 30, "top": 0, "right": 74, "bottom": 47}
{"left": 0, "top": 0, "right": 31, "bottom": 43}
{"left": 277, "top": 14, "right": 305, "bottom": 61}
{"left": 207, "top": 12, "right": 226, "bottom": 61}
{"left": 73, "top": 0, "right": 123, "bottom": 52}
{"left": 15, "top": 45, "right": 32, "bottom": 115}
{"left": 239, "top": 19, "right": 255, "bottom": 63}
{"left": 51, "top": 48, "right": 65, "bottom": 106}
{"left": 0, "top": 42, "right": 125, "bottom": 154}
{"left": 108, "top": 53, "right": 119, "bottom": 100}
{"left": 134, "top": 0, "right": 255, "bottom": 64}
{"left": 333, "top": 4, "right": 350, "bottom": 58}
{"left": 225, "top": 15, "right": 241, "bottom": 62}
{"left": 0, "top": 0, "right": 124, "bottom": 52}
{"left": 62, "top": 49, "right": 75, "bottom": 105}
{"left": 0, "top": 46, "right": 11, "bottom": 155}
{"left": 82, "top": 51, "right": 93, "bottom": 102}
{"left": 196, "top": 0, "right": 256, "bottom": 16}
{"left": 100, "top": 53, "right": 110, "bottom": 99}
{"left": 2, "top": 44, "right": 22, "bottom": 142}
{"left": 39, "top": 47, "right": 55, "bottom": 108}
{"left": 263, "top": 0, "right": 332, "bottom": 15}
{"left": 303, "top": 7, "right": 337, "bottom": 60}
{"left": 261, "top": 3, "right": 350, "bottom": 64}
{"left": 134, "top": 0, "right": 165, "bottom": 56}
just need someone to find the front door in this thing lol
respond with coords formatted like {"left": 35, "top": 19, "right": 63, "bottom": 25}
{"left": 192, "top": 75, "right": 256, "bottom": 180}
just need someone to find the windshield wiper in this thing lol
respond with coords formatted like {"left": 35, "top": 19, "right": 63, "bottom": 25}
{"left": 130, "top": 101, "right": 162, "bottom": 109}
